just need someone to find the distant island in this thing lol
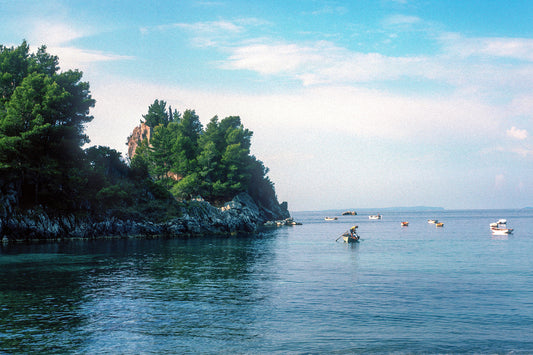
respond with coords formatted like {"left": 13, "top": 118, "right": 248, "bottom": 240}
{"left": 0, "top": 41, "right": 290, "bottom": 242}
{"left": 321, "top": 207, "right": 445, "bottom": 213}
{"left": 360, "top": 206, "right": 446, "bottom": 212}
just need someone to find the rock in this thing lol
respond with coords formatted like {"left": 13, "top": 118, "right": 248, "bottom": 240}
{"left": 127, "top": 123, "right": 152, "bottom": 159}
{"left": 0, "top": 191, "right": 296, "bottom": 241}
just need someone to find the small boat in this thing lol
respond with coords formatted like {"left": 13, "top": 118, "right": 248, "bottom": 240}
{"left": 401, "top": 221, "right": 409, "bottom": 227}
{"left": 435, "top": 222, "right": 444, "bottom": 227}
{"left": 369, "top": 214, "right": 382, "bottom": 220}
{"left": 341, "top": 225, "right": 360, "bottom": 243}
{"left": 491, "top": 228, "right": 513, "bottom": 235}
{"left": 325, "top": 217, "right": 338, "bottom": 221}
{"left": 428, "top": 219, "right": 438, "bottom": 224}
{"left": 343, "top": 234, "right": 360, "bottom": 243}
{"left": 490, "top": 220, "right": 513, "bottom": 235}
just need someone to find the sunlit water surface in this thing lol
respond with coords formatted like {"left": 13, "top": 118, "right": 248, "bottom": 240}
{"left": 1, "top": 209, "right": 533, "bottom": 353}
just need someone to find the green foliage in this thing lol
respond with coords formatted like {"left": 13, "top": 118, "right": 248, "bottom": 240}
{"left": 142, "top": 99, "right": 176, "bottom": 128}
{"left": 170, "top": 172, "right": 200, "bottom": 199}
{"left": 0, "top": 41, "right": 278, "bottom": 224}
{"left": 135, "top": 100, "right": 275, "bottom": 206}
{"left": 0, "top": 42, "right": 95, "bottom": 208}
{"left": 0, "top": 42, "right": 181, "bottom": 222}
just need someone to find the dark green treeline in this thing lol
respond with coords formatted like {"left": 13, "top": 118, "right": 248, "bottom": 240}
{"left": 132, "top": 99, "right": 277, "bottom": 207}
{"left": 0, "top": 41, "right": 278, "bottom": 221}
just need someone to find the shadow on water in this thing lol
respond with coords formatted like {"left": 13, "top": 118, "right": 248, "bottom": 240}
{"left": 0, "top": 232, "right": 280, "bottom": 353}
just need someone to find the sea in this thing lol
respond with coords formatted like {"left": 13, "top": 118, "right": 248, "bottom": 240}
{"left": 1, "top": 209, "right": 532, "bottom": 354}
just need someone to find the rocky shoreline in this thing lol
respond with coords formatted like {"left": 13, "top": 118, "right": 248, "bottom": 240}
{"left": 0, "top": 192, "right": 297, "bottom": 243}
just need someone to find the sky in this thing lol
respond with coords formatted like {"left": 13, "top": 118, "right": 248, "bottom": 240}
{"left": 2, "top": 0, "right": 533, "bottom": 211}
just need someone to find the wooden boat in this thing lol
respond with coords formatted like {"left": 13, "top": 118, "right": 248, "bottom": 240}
{"left": 338, "top": 225, "right": 360, "bottom": 243}
{"left": 369, "top": 214, "right": 382, "bottom": 220}
{"left": 325, "top": 217, "right": 338, "bottom": 221}
{"left": 435, "top": 222, "right": 444, "bottom": 227}
{"left": 343, "top": 234, "right": 360, "bottom": 243}
{"left": 401, "top": 221, "right": 409, "bottom": 227}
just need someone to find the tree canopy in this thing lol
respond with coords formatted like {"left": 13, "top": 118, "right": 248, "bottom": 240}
{"left": 0, "top": 41, "right": 94, "bottom": 207}
{"left": 0, "top": 41, "right": 279, "bottom": 221}
{"left": 132, "top": 100, "right": 278, "bottom": 206}
{"left": 0, "top": 42, "right": 178, "bottom": 219}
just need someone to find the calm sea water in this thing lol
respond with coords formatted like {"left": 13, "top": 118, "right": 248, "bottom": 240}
{"left": 1, "top": 209, "right": 532, "bottom": 354}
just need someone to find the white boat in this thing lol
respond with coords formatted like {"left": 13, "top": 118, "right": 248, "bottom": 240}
{"left": 428, "top": 219, "right": 438, "bottom": 224}
{"left": 325, "top": 217, "right": 338, "bottom": 221}
{"left": 491, "top": 228, "right": 513, "bottom": 235}
{"left": 490, "top": 220, "right": 513, "bottom": 235}
{"left": 369, "top": 214, "right": 382, "bottom": 220}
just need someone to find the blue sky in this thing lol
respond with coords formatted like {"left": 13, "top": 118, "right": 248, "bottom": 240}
{"left": 2, "top": 0, "right": 533, "bottom": 211}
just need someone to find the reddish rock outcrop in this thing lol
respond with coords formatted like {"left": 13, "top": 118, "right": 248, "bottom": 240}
{"left": 127, "top": 123, "right": 152, "bottom": 159}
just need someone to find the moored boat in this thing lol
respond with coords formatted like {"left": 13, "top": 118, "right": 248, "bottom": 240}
{"left": 490, "top": 219, "right": 513, "bottom": 235}
{"left": 325, "top": 217, "right": 338, "bottom": 221}
{"left": 435, "top": 222, "right": 444, "bottom": 227}
{"left": 491, "top": 228, "right": 513, "bottom": 235}
{"left": 369, "top": 214, "right": 382, "bottom": 220}
{"left": 401, "top": 221, "right": 409, "bottom": 227}
{"left": 428, "top": 219, "right": 438, "bottom": 224}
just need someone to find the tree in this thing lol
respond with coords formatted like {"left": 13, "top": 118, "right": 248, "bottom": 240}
{"left": 0, "top": 42, "right": 94, "bottom": 208}
{"left": 0, "top": 41, "right": 30, "bottom": 107}
{"left": 171, "top": 109, "right": 202, "bottom": 176}
{"left": 133, "top": 100, "right": 276, "bottom": 206}
{"left": 142, "top": 99, "right": 170, "bottom": 128}
{"left": 149, "top": 123, "right": 177, "bottom": 186}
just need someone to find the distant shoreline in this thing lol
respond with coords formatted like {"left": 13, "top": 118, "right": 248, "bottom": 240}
{"left": 292, "top": 207, "right": 532, "bottom": 213}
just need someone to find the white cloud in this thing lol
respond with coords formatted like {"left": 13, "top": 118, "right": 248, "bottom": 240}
{"left": 24, "top": 19, "right": 132, "bottom": 71}
{"left": 224, "top": 43, "right": 312, "bottom": 75}
{"left": 142, "top": 19, "right": 250, "bottom": 48}
{"left": 86, "top": 75, "right": 502, "bottom": 160}
{"left": 490, "top": 145, "right": 533, "bottom": 158}
{"left": 48, "top": 46, "right": 133, "bottom": 71}
{"left": 28, "top": 21, "right": 88, "bottom": 47}
{"left": 218, "top": 34, "right": 533, "bottom": 104}
{"left": 165, "top": 20, "right": 244, "bottom": 34}
{"left": 440, "top": 33, "right": 533, "bottom": 61}
{"left": 383, "top": 14, "right": 421, "bottom": 26}
{"left": 506, "top": 126, "right": 528, "bottom": 140}
{"left": 223, "top": 40, "right": 429, "bottom": 84}
{"left": 309, "top": 5, "right": 348, "bottom": 16}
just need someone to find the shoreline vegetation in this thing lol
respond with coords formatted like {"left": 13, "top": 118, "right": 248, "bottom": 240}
{"left": 0, "top": 41, "right": 293, "bottom": 243}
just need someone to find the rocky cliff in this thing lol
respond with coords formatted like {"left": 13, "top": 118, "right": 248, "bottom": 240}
{"left": 127, "top": 123, "right": 152, "bottom": 159}
{"left": 0, "top": 192, "right": 293, "bottom": 243}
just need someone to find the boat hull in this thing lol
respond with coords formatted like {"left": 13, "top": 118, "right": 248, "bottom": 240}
{"left": 343, "top": 236, "right": 359, "bottom": 243}
{"left": 491, "top": 228, "right": 513, "bottom": 235}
